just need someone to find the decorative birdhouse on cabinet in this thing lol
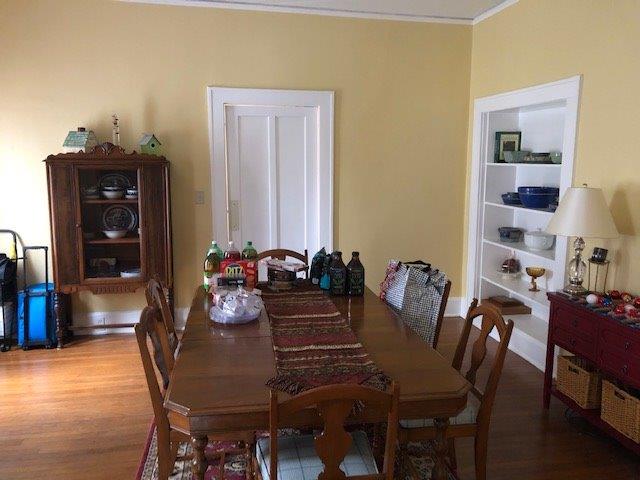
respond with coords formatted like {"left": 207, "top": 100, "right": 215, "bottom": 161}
{"left": 138, "top": 133, "right": 162, "bottom": 155}
{"left": 62, "top": 127, "right": 98, "bottom": 153}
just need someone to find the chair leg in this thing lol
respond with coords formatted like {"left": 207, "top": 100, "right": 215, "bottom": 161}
{"left": 245, "top": 439, "right": 255, "bottom": 479}
{"left": 474, "top": 435, "right": 488, "bottom": 480}
{"left": 447, "top": 438, "right": 457, "bottom": 472}
{"left": 157, "top": 428, "right": 172, "bottom": 480}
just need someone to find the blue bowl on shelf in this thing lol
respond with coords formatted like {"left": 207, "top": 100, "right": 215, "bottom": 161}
{"left": 517, "top": 186, "right": 559, "bottom": 195}
{"left": 517, "top": 186, "right": 559, "bottom": 209}
{"left": 501, "top": 192, "right": 521, "bottom": 205}
{"left": 498, "top": 227, "right": 524, "bottom": 243}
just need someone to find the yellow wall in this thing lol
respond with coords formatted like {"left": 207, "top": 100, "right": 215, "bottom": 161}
{"left": 468, "top": 0, "right": 640, "bottom": 293}
{"left": 0, "top": 0, "right": 472, "bottom": 315}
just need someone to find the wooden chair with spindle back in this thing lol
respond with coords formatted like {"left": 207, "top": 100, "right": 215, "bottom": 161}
{"left": 135, "top": 306, "right": 254, "bottom": 480}
{"left": 255, "top": 382, "right": 399, "bottom": 480}
{"left": 399, "top": 299, "right": 514, "bottom": 480}
{"left": 256, "top": 249, "right": 309, "bottom": 279}
{"left": 145, "top": 277, "right": 179, "bottom": 354}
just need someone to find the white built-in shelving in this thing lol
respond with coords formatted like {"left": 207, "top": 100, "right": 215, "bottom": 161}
{"left": 467, "top": 76, "right": 582, "bottom": 371}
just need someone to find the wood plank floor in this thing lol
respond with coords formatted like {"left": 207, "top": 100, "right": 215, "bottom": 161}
{"left": 0, "top": 318, "right": 638, "bottom": 479}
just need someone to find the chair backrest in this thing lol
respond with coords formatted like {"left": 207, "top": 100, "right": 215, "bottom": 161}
{"left": 269, "top": 383, "right": 399, "bottom": 480}
{"left": 451, "top": 299, "right": 513, "bottom": 433}
{"left": 134, "top": 305, "right": 175, "bottom": 430}
{"left": 145, "top": 277, "right": 178, "bottom": 354}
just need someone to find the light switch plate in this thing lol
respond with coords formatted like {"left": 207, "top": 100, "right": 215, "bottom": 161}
{"left": 195, "top": 190, "right": 205, "bottom": 205}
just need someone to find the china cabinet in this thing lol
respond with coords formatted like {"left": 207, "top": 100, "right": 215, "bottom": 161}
{"left": 45, "top": 144, "right": 173, "bottom": 347}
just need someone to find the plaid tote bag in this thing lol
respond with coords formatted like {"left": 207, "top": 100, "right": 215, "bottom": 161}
{"left": 400, "top": 268, "right": 448, "bottom": 346}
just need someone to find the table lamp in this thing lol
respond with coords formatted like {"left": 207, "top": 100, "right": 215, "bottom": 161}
{"left": 546, "top": 185, "right": 618, "bottom": 295}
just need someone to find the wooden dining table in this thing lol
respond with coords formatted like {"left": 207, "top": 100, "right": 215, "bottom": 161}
{"left": 164, "top": 285, "right": 471, "bottom": 479}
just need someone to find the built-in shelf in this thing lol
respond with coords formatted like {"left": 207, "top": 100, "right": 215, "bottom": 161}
{"left": 483, "top": 237, "right": 556, "bottom": 261}
{"left": 83, "top": 198, "right": 139, "bottom": 204}
{"left": 482, "top": 269, "right": 548, "bottom": 308}
{"left": 84, "top": 236, "right": 140, "bottom": 245}
{"left": 485, "top": 202, "right": 555, "bottom": 216}
{"left": 468, "top": 76, "right": 581, "bottom": 371}
{"left": 486, "top": 163, "right": 562, "bottom": 168}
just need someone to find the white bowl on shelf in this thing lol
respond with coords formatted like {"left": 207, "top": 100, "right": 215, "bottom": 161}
{"left": 103, "top": 229, "right": 127, "bottom": 239}
{"left": 524, "top": 229, "right": 555, "bottom": 250}
{"left": 102, "top": 189, "right": 124, "bottom": 199}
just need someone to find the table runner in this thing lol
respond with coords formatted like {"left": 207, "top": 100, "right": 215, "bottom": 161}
{"left": 262, "top": 286, "right": 391, "bottom": 396}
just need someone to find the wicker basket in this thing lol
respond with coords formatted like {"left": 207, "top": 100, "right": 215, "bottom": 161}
{"left": 601, "top": 380, "right": 640, "bottom": 443}
{"left": 556, "top": 355, "right": 602, "bottom": 409}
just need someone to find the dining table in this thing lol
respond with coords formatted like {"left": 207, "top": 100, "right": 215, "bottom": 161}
{"left": 164, "top": 285, "right": 471, "bottom": 480}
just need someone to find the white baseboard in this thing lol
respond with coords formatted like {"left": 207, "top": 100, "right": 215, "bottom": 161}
{"left": 72, "top": 307, "right": 189, "bottom": 335}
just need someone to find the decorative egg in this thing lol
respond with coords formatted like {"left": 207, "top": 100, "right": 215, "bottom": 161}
{"left": 586, "top": 294, "right": 599, "bottom": 305}
{"left": 601, "top": 297, "right": 613, "bottom": 307}
{"left": 634, "top": 297, "right": 640, "bottom": 309}
{"left": 622, "top": 292, "right": 633, "bottom": 303}
{"left": 625, "top": 304, "right": 636, "bottom": 313}
{"left": 608, "top": 290, "right": 621, "bottom": 299}
{"left": 614, "top": 304, "right": 626, "bottom": 315}
{"left": 628, "top": 308, "right": 640, "bottom": 319}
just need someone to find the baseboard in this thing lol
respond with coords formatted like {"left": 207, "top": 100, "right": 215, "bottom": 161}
{"left": 444, "top": 297, "right": 465, "bottom": 317}
{"left": 72, "top": 307, "right": 189, "bottom": 335}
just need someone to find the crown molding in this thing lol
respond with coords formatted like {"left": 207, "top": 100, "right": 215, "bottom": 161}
{"left": 473, "top": 0, "right": 519, "bottom": 25}
{"left": 117, "top": 0, "right": 518, "bottom": 25}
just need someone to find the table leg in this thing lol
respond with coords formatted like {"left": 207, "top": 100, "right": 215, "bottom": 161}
{"left": 433, "top": 418, "right": 450, "bottom": 480}
{"left": 191, "top": 435, "right": 208, "bottom": 480}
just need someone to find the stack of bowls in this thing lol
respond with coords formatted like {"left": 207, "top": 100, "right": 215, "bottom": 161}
{"left": 517, "top": 186, "right": 559, "bottom": 209}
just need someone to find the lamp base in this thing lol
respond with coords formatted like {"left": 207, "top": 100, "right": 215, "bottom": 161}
{"left": 563, "top": 283, "right": 588, "bottom": 296}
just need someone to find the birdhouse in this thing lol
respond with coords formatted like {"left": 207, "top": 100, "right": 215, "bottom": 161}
{"left": 138, "top": 133, "right": 162, "bottom": 155}
{"left": 62, "top": 127, "right": 98, "bottom": 153}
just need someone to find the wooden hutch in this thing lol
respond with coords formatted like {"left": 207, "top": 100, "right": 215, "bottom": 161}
{"left": 45, "top": 143, "right": 173, "bottom": 347}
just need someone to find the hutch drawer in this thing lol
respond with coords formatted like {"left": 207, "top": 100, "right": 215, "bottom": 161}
{"left": 553, "top": 303, "right": 598, "bottom": 339}
{"left": 598, "top": 346, "right": 640, "bottom": 389}
{"left": 550, "top": 325, "right": 596, "bottom": 361}
{"left": 600, "top": 323, "right": 640, "bottom": 361}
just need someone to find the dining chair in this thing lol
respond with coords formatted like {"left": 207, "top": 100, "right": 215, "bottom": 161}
{"left": 145, "top": 277, "right": 179, "bottom": 354}
{"left": 256, "top": 248, "right": 309, "bottom": 278}
{"left": 398, "top": 299, "right": 514, "bottom": 480}
{"left": 255, "top": 382, "right": 400, "bottom": 480}
{"left": 135, "top": 306, "right": 254, "bottom": 480}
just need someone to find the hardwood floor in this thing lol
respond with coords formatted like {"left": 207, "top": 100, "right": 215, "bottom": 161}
{"left": 0, "top": 318, "right": 638, "bottom": 479}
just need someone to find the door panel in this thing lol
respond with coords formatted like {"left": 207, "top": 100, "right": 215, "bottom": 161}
{"left": 224, "top": 104, "right": 319, "bottom": 255}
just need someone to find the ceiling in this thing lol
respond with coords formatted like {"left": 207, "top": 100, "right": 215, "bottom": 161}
{"left": 123, "top": 0, "right": 518, "bottom": 24}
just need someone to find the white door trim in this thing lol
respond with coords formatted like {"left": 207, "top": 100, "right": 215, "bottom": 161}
{"left": 207, "top": 87, "right": 334, "bottom": 251}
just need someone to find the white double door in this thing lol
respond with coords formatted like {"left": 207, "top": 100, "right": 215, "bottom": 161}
{"left": 209, "top": 88, "right": 333, "bottom": 257}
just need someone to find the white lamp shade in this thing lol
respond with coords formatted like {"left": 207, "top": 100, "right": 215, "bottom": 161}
{"left": 546, "top": 186, "right": 618, "bottom": 238}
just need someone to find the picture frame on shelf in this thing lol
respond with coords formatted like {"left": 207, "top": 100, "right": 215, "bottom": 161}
{"left": 494, "top": 131, "right": 522, "bottom": 163}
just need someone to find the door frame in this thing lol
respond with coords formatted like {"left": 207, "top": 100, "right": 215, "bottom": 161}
{"left": 207, "top": 87, "right": 334, "bottom": 252}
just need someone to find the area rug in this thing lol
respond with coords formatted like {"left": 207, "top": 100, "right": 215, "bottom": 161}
{"left": 136, "top": 423, "right": 449, "bottom": 480}
{"left": 261, "top": 287, "right": 390, "bottom": 396}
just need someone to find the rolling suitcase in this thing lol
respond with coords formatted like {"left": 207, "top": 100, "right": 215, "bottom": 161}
{"left": 17, "top": 246, "right": 56, "bottom": 349}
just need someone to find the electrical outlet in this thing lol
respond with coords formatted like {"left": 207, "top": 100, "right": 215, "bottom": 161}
{"left": 195, "top": 190, "right": 205, "bottom": 205}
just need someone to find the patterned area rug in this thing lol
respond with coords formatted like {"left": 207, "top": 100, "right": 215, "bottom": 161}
{"left": 136, "top": 424, "right": 448, "bottom": 480}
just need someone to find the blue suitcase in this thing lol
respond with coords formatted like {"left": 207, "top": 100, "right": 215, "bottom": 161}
{"left": 17, "top": 247, "right": 57, "bottom": 349}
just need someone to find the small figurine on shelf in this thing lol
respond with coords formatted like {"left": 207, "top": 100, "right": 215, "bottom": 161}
{"left": 112, "top": 114, "right": 120, "bottom": 146}
{"left": 62, "top": 127, "right": 98, "bottom": 153}
{"left": 138, "top": 133, "right": 162, "bottom": 155}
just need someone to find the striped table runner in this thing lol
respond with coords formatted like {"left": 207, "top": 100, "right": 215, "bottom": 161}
{"left": 262, "top": 286, "right": 390, "bottom": 396}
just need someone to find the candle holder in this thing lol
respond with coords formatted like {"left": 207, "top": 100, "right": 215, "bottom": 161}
{"left": 526, "top": 267, "right": 546, "bottom": 292}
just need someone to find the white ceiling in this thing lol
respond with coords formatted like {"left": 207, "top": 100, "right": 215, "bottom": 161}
{"left": 122, "top": 0, "right": 518, "bottom": 24}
